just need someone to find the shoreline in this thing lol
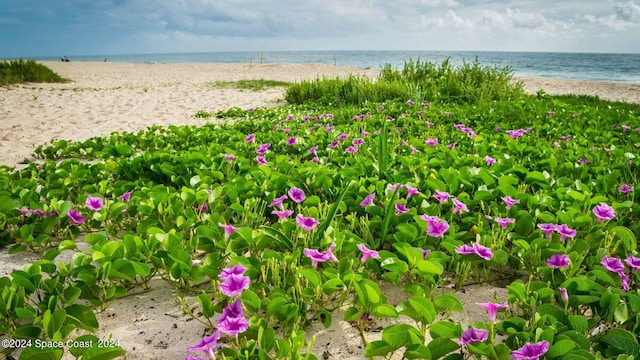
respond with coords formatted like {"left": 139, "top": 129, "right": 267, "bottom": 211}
{"left": 1, "top": 61, "right": 638, "bottom": 168}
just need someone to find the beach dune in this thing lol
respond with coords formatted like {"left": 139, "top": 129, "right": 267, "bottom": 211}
{"left": 1, "top": 61, "right": 639, "bottom": 168}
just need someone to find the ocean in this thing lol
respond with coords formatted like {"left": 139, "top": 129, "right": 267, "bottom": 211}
{"left": 25, "top": 50, "right": 640, "bottom": 83}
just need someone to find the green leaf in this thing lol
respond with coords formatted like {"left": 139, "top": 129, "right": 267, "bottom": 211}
{"left": 430, "top": 320, "right": 461, "bottom": 339}
{"left": 81, "top": 345, "right": 127, "bottom": 360}
{"left": 18, "top": 346, "right": 63, "bottom": 360}
{"left": 365, "top": 340, "right": 394, "bottom": 357}
{"left": 382, "top": 324, "right": 424, "bottom": 350}
{"left": 404, "top": 344, "right": 432, "bottom": 359}
{"left": 372, "top": 304, "right": 398, "bottom": 318}
{"left": 599, "top": 329, "right": 640, "bottom": 357}
{"left": 65, "top": 304, "right": 99, "bottom": 332}
{"left": 547, "top": 340, "right": 576, "bottom": 359}
{"left": 610, "top": 226, "right": 637, "bottom": 252}
{"left": 241, "top": 289, "right": 262, "bottom": 313}
{"left": 434, "top": 294, "right": 463, "bottom": 312}
{"left": 197, "top": 292, "right": 215, "bottom": 318}
{"left": 427, "top": 337, "right": 459, "bottom": 359}
{"left": 568, "top": 315, "right": 588, "bottom": 333}
{"left": 322, "top": 278, "right": 344, "bottom": 295}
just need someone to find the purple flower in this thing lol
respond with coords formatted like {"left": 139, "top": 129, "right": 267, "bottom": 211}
{"left": 337, "top": 133, "right": 349, "bottom": 140}
{"left": 406, "top": 99, "right": 414, "bottom": 106}
{"left": 511, "top": 341, "right": 549, "bottom": 360}
{"left": 357, "top": 244, "right": 380, "bottom": 262}
{"left": 476, "top": 301, "right": 509, "bottom": 321}
{"left": 484, "top": 155, "right": 496, "bottom": 166}
{"left": 593, "top": 202, "right": 616, "bottom": 222}
{"left": 602, "top": 256, "right": 625, "bottom": 273}
{"left": 360, "top": 193, "right": 375, "bottom": 207}
{"left": 473, "top": 243, "right": 493, "bottom": 260}
{"left": 501, "top": 196, "right": 519, "bottom": 210}
{"left": 432, "top": 190, "right": 451, "bottom": 204}
{"left": 558, "top": 287, "right": 569, "bottom": 302}
{"left": 329, "top": 141, "right": 339, "bottom": 148}
{"left": 547, "top": 253, "right": 570, "bottom": 269}
{"left": 494, "top": 217, "right": 515, "bottom": 230}
{"left": 187, "top": 331, "right": 221, "bottom": 358}
{"left": 452, "top": 198, "right": 469, "bottom": 214}
{"left": 308, "top": 146, "right": 318, "bottom": 155}
{"left": 304, "top": 242, "right": 337, "bottom": 267}
{"left": 507, "top": 129, "right": 526, "bottom": 140}
{"left": 425, "top": 138, "right": 438, "bottom": 146}
{"left": 67, "top": 209, "right": 85, "bottom": 224}
{"left": 421, "top": 249, "right": 432, "bottom": 259}
{"left": 223, "top": 154, "right": 236, "bottom": 163}
{"left": 353, "top": 138, "right": 365, "bottom": 146}
{"left": 387, "top": 183, "right": 401, "bottom": 191}
{"left": 268, "top": 194, "right": 288, "bottom": 209}
{"left": 537, "top": 223, "right": 556, "bottom": 238}
{"left": 625, "top": 255, "right": 640, "bottom": 272}
{"left": 296, "top": 215, "right": 319, "bottom": 232}
{"left": 85, "top": 196, "right": 104, "bottom": 211}
{"left": 447, "top": 142, "right": 457, "bottom": 149}
{"left": 256, "top": 156, "right": 268, "bottom": 165}
{"left": 426, "top": 218, "right": 449, "bottom": 238}
{"left": 219, "top": 274, "right": 250, "bottom": 297}
{"left": 219, "top": 264, "right": 247, "bottom": 281}
{"left": 395, "top": 203, "right": 409, "bottom": 215}
{"left": 218, "top": 223, "right": 238, "bottom": 239}
{"left": 405, "top": 185, "right": 421, "bottom": 198}
{"left": 618, "top": 184, "right": 634, "bottom": 196}
{"left": 219, "top": 299, "right": 244, "bottom": 323}
{"left": 345, "top": 145, "right": 358, "bottom": 154}
{"left": 555, "top": 224, "right": 576, "bottom": 241}
{"left": 272, "top": 209, "right": 294, "bottom": 220}
{"left": 454, "top": 244, "right": 476, "bottom": 256}
{"left": 460, "top": 327, "right": 489, "bottom": 346}
{"left": 217, "top": 315, "right": 249, "bottom": 338}
{"left": 288, "top": 187, "right": 306, "bottom": 203}
{"left": 256, "top": 143, "right": 271, "bottom": 155}
{"left": 286, "top": 136, "right": 297, "bottom": 146}
{"left": 245, "top": 133, "right": 256, "bottom": 143}
{"left": 118, "top": 191, "right": 133, "bottom": 203}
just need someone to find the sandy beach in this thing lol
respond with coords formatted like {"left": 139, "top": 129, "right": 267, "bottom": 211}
{"left": 1, "top": 61, "right": 639, "bottom": 168}
{"left": 0, "top": 61, "right": 638, "bottom": 359}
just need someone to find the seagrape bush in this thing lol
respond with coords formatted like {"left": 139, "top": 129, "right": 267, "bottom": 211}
{"left": 0, "top": 61, "right": 639, "bottom": 360}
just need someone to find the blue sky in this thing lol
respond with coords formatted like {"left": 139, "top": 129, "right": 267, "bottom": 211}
{"left": 1, "top": 0, "right": 639, "bottom": 57}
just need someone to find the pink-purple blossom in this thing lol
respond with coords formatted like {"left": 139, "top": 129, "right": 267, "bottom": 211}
{"left": 67, "top": 209, "right": 85, "bottom": 224}
{"left": 558, "top": 287, "right": 569, "bottom": 302}
{"left": 460, "top": 327, "right": 489, "bottom": 346}
{"left": 288, "top": 187, "right": 306, "bottom": 203}
{"left": 423, "top": 216, "right": 449, "bottom": 238}
{"left": 395, "top": 203, "right": 409, "bottom": 215}
{"left": 454, "top": 242, "right": 493, "bottom": 260}
{"left": 272, "top": 209, "right": 294, "bottom": 220}
{"left": 602, "top": 256, "right": 625, "bottom": 273}
{"left": 268, "top": 194, "right": 288, "bottom": 209}
{"left": 245, "top": 133, "right": 256, "bottom": 143}
{"left": 217, "top": 314, "right": 249, "bottom": 338}
{"left": 501, "top": 196, "right": 519, "bottom": 210}
{"left": 511, "top": 341, "right": 549, "bottom": 360}
{"left": 219, "top": 264, "right": 247, "bottom": 281}
{"left": 118, "top": 191, "right": 133, "bottom": 203}
{"left": 360, "top": 193, "right": 375, "bottom": 207}
{"left": 186, "top": 331, "right": 221, "bottom": 359}
{"left": 484, "top": 155, "right": 496, "bottom": 166}
{"left": 223, "top": 154, "right": 236, "bottom": 163}
{"left": 494, "top": 217, "right": 515, "bottom": 230}
{"left": 425, "top": 138, "right": 438, "bottom": 146}
{"left": 218, "top": 223, "right": 238, "bottom": 239}
{"left": 547, "top": 254, "right": 570, "bottom": 269}
{"left": 593, "top": 202, "right": 616, "bottom": 222}
{"left": 618, "top": 184, "right": 634, "bottom": 196}
{"left": 357, "top": 244, "right": 380, "bottom": 263}
{"left": 476, "top": 301, "right": 509, "bottom": 321}
{"left": 304, "top": 242, "right": 337, "bottom": 266}
{"left": 452, "top": 198, "right": 469, "bottom": 214}
{"left": 296, "top": 215, "right": 320, "bottom": 232}
{"left": 85, "top": 196, "right": 104, "bottom": 211}
{"left": 555, "top": 224, "right": 576, "bottom": 241}
{"left": 625, "top": 255, "right": 640, "bottom": 272}
{"left": 405, "top": 185, "right": 421, "bottom": 198}
{"left": 256, "top": 156, "right": 268, "bottom": 165}
{"left": 432, "top": 190, "right": 451, "bottom": 203}
{"left": 537, "top": 223, "right": 555, "bottom": 238}
{"left": 219, "top": 273, "right": 250, "bottom": 297}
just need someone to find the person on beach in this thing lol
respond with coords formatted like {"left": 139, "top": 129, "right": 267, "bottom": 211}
{"left": 60, "top": 55, "right": 70, "bottom": 62}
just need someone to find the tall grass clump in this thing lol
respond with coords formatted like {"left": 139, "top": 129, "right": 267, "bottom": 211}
{"left": 0, "top": 59, "right": 68, "bottom": 85}
{"left": 285, "top": 58, "right": 525, "bottom": 105}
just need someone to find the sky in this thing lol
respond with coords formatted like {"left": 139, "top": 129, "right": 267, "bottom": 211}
{"left": 1, "top": 0, "right": 639, "bottom": 57}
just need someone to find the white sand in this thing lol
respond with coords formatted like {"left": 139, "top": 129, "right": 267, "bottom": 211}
{"left": 1, "top": 61, "right": 636, "bottom": 359}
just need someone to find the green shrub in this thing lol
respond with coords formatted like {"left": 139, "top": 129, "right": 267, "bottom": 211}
{"left": 285, "top": 58, "right": 525, "bottom": 106}
{"left": 0, "top": 59, "right": 68, "bottom": 85}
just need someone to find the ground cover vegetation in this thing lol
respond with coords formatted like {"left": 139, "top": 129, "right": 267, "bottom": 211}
{"left": 0, "top": 59, "right": 69, "bottom": 85}
{"left": 0, "top": 60, "right": 639, "bottom": 360}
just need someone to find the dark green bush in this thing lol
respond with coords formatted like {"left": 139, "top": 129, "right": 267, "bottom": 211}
{"left": 0, "top": 59, "right": 68, "bottom": 85}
